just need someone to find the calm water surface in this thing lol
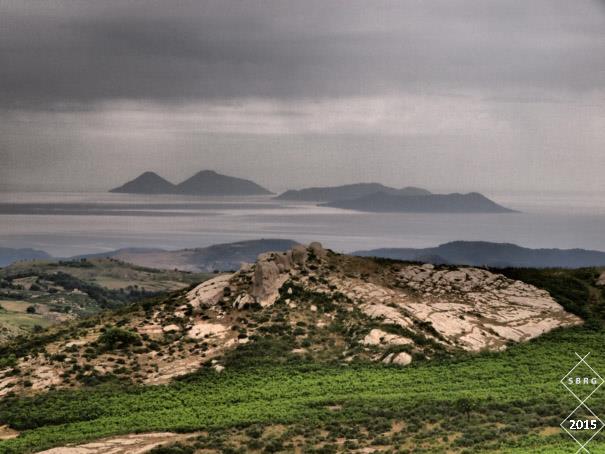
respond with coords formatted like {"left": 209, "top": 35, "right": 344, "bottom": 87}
{"left": 0, "top": 191, "right": 603, "bottom": 256}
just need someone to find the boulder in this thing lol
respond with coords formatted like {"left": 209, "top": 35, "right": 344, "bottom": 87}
{"left": 361, "top": 329, "right": 413, "bottom": 346}
{"left": 391, "top": 352, "right": 412, "bottom": 366}
{"left": 309, "top": 242, "right": 327, "bottom": 259}
{"left": 239, "top": 262, "right": 253, "bottom": 273}
{"left": 251, "top": 260, "right": 287, "bottom": 306}
{"left": 162, "top": 324, "right": 180, "bottom": 333}
{"left": 274, "top": 251, "right": 294, "bottom": 272}
{"left": 186, "top": 274, "right": 233, "bottom": 308}
{"left": 187, "top": 322, "right": 228, "bottom": 339}
{"left": 291, "top": 245, "right": 308, "bottom": 266}
{"left": 233, "top": 293, "right": 254, "bottom": 309}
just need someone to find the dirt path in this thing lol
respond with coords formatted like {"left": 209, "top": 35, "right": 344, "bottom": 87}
{"left": 38, "top": 432, "right": 198, "bottom": 454}
{"left": 0, "top": 425, "right": 19, "bottom": 440}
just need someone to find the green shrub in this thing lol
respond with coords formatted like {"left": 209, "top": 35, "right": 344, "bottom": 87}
{"left": 148, "top": 443, "right": 195, "bottom": 454}
{"left": 97, "top": 327, "right": 141, "bottom": 350}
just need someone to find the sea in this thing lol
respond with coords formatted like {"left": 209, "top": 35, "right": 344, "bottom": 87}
{"left": 0, "top": 191, "right": 604, "bottom": 257}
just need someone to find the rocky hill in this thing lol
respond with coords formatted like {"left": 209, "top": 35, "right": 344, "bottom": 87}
{"left": 276, "top": 183, "right": 431, "bottom": 202}
{"left": 0, "top": 243, "right": 580, "bottom": 398}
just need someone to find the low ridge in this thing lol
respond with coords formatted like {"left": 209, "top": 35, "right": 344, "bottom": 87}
{"left": 78, "top": 239, "right": 300, "bottom": 272}
{"left": 354, "top": 241, "right": 605, "bottom": 268}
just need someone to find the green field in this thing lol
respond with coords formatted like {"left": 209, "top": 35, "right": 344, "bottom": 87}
{"left": 0, "top": 326, "right": 604, "bottom": 453}
{"left": 0, "top": 312, "right": 52, "bottom": 330}
{"left": 0, "top": 258, "right": 210, "bottom": 342}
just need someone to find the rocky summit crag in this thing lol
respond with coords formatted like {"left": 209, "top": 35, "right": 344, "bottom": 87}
{"left": 0, "top": 243, "right": 581, "bottom": 397}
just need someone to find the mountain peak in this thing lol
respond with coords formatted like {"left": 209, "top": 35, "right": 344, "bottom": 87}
{"left": 138, "top": 171, "right": 167, "bottom": 180}
{"left": 109, "top": 172, "right": 176, "bottom": 194}
{"left": 193, "top": 170, "right": 218, "bottom": 176}
{"left": 175, "top": 170, "right": 272, "bottom": 196}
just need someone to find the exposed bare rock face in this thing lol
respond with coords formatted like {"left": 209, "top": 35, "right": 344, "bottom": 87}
{"left": 335, "top": 264, "right": 580, "bottom": 352}
{"left": 0, "top": 243, "right": 582, "bottom": 397}
{"left": 598, "top": 271, "right": 605, "bottom": 287}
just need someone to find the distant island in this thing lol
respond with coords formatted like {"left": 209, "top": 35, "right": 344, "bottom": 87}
{"left": 353, "top": 241, "right": 605, "bottom": 268}
{"left": 322, "top": 191, "right": 514, "bottom": 213}
{"left": 275, "top": 184, "right": 513, "bottom": 213}
{"left": 110, "top": 176, "right": 512, "bottom": 213}
{"left": 110, "top": 170, "right": 272, "bottom": 196}
{"left": 276, "top": 183, "right": 431, "bottom": 202}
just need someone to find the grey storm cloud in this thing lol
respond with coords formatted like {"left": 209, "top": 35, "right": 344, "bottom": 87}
{"left": 1, "top": 0, "right": 605, "bottom": 107}
{"left": 1, "top": 0, "right": 604, "bottom": 195}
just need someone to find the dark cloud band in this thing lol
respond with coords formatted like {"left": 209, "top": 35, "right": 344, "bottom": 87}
{"left": 1, "top": 0, "right": 604, "bottom": 107}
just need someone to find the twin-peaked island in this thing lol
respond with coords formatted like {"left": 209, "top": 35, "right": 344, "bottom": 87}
{"left": 110, "top": 170, "right": 514, "bottom": 213}
{"left": 110, "top": 170, "right": 272, "bottom": 196}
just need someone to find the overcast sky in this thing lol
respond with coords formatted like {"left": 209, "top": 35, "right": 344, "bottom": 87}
{"left": 0, "top": 0, "right": 604, "bottom": 194}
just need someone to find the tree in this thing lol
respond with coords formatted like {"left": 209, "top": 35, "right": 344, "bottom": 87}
{"left": 98, "top": 327, "right": 141, "bottom": 350}
{"left": 456, "top": 397, "right": 474, "bottom": 421}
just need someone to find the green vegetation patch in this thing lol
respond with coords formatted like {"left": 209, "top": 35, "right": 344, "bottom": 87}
{"left": 1, "top": 327, "right": 604, "bottom": 453}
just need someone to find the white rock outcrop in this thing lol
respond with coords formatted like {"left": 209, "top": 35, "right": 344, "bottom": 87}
{"left": 187, "top": 274, "right": 233, "bottom": 308}
{"left": 362, "top": 329, "right": 413, "bottom": 346}
{"left": 333, "top": 264, "right": 582, "bottom": 352}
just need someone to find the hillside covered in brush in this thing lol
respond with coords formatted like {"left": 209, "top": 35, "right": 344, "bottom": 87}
{"left": 0, "top": 243, "right": 581, "bottom": 398}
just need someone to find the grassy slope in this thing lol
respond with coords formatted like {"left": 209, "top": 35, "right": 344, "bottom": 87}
{"left": 0, "top": 266, "right": 604, "bottom": 453}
